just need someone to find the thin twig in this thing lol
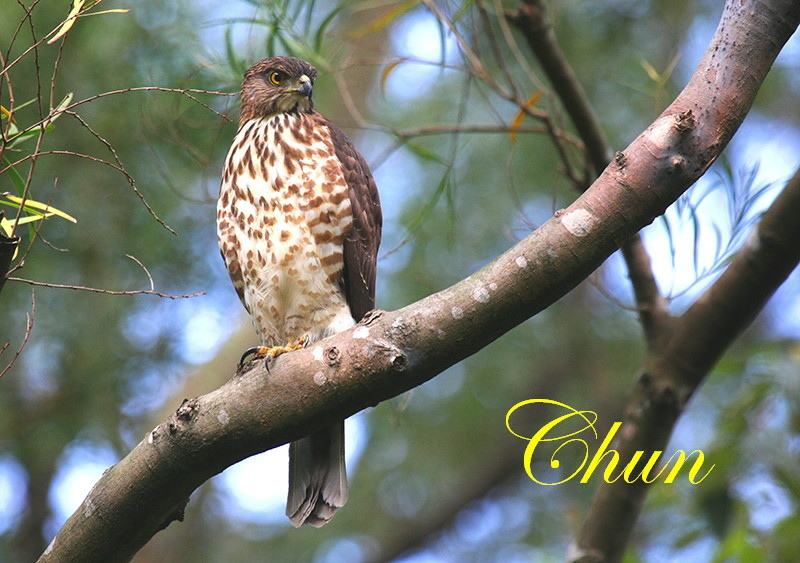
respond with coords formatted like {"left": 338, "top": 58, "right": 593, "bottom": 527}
{"left": 1, "top": 0, "right": 119, "bottom": 77}
{"left": 64, "top": 87, "right": 235, "bottom": 122}
{"left": 2, "top": 87, "right": 235, "bottom": 236}
{"left": 0, "top": 288, "right": 35, "bottom": 379}
{"left": 9, "top": 3, "right": 47, "bottom": 238}
{"left": 476, "top": 0, "right": 520, "bottom": 99}
{"left": 6, "top": 276, "right": 205, "bottom": 299}
{"left": 2, "top": 148, "right": 177, "bottom": 234}
{"left": 125, "top": 254, "right": 156, "bottom": 293}
{"left": 422, "top": 0, "right": 586, "bottom": 187}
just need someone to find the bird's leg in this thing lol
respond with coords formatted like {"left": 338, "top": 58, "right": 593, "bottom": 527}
{"left": 238, "top": 335, "right": 309, "bottom": 370}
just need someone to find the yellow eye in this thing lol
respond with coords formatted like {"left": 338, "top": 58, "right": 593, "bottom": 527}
{"left": 268, "top": 71, "right": 285, "bottom": 86}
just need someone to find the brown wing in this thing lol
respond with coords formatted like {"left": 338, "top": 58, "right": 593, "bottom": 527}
{"left": 321, "top": 118, "right": 382, "bottom": 321}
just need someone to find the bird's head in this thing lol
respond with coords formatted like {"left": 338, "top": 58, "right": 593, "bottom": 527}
{"left": 239, "top": 56, "right": 318, "bottom": 125}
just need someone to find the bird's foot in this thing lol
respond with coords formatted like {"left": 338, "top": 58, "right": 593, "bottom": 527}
{"left": 238, "top": 336, "right": 309, "bottom": 370}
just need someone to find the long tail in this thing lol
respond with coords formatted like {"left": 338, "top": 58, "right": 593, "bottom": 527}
{"left": 286, "top": 422, "right": 348, "bottom": 527}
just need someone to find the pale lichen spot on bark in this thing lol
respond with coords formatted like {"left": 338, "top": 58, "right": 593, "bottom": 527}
{"left": 515, "top": 255, "right": 528, "bottom": 269}
{"left": 353, "top": 325, "right": 370, "bottom": 339}
{"left": 83, "top": 497, "right": 96, "bottom": 518}
{"left": 451, "top": 306, "right": 464, "bottom": 319}
{"left": 566, "top": 541, "right": 593, "bottom": 562}
{"left": 217, "top": 409, "right": 230, "bottom": 425}
{"left": 744, "top": 228, "right": 761, "bottom": 253}
{"left": 312, "top": 345, "right": 324, "bottom": 361}
{"left": 473, "top": 286, "right": 490, "bottom": 303}
{"left": 313, "top": 371, "right": 327, "bottom": 385}
{"left": 561, "top": 209, "right": 598, "bottom": 237}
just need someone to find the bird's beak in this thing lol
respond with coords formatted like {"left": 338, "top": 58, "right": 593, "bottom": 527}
{"left": 297, "top": 75, "right": 313, "bottom": 98}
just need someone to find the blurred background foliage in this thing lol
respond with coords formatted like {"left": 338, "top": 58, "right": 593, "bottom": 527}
{"left": 1, "top": 0, "right": 798, "bottom": 561}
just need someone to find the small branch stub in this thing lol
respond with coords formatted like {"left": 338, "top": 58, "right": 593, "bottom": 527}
{"left": 674, "top": 109, "right": 697, "bottom": 133}
{"left": 326, "top": 346, "right": 340, "bottom": 366}
{"left": 176, "top": 398, "right": 199, "bottom": 421}
{"left": 391, "top": 353, "right": 409, "bottom": 372}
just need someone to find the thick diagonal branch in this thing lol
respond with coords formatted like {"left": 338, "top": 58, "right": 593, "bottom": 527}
{"left": 573, "top": 165, "right": 800, "bottom": 562}
{"left": 40, "top": 0, "right": 800, "bottom": 560}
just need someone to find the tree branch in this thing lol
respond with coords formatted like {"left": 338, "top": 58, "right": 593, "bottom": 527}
{"left": 507, "top": 1, "right": 800, "bottom": 559}
{"left": 507, "top": 0, "right": 612, "bottom": 171}
{"left": 40, "top": 0, "right": 800, "bottom": 560}
{"left": 573, "top": 163, "right": 800, "bottom": 562}
{"left": 507, "top": 0, "right": 672, "bottom": 343}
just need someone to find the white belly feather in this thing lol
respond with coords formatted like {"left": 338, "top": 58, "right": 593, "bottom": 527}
{"left": 217, "top": 113, "right": 355, "bottom": 346}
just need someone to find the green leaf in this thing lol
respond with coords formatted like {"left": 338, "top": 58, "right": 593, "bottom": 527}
{"left": 349, "top": 0, "right": 418, "bottom": 38}
{"left": 48, "top": 1, "right": 129, "bottom": 44}
{"left": 380, "top": 59, "right": 407, "bottom": 96}
{"left": 1, "top": 194, "right": 78, "bottom": 223}
{"left": 48, "top": 0, "right": 84, "bottom": 44}
{"left": 0, "top": 215, "right": 14, "bottom": 238}
{"left": 2, "top": 156, "right": 27, "bottom": 194}
{"left": 79, "top": 8, "right": 130, "bottom": 16}
{"left": 403, "top": 140, "right": 447, "bottom": 165}
{"left": 314, "top": 3, "right": 345, "bottom": 53}
{"left": 7, "top": 122, "right": 55, "bottom": 148}
{"left": 51, "top": 92, "right": 74, "bottom": 121}
{"left": 406, "top": 167, "right": 451, "bottom": 235}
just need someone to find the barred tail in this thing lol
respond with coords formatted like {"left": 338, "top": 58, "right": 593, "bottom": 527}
{"left": 286, "top": 422, "right": 348, "bottom": 527}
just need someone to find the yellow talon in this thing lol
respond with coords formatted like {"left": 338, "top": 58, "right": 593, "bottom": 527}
{"left": 238, "top": 335, "right": 309, "bottom": 369}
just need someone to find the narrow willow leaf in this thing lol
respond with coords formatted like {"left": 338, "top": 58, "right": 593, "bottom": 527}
{"left": 639, "top": 58, "right": 660, "bottom": 83}
{"left": 509, "top": 92, "right": 542, "bottom": 142}
{"left": 314, "top": 3, "right": 344, "bottom": 52}
{"left": 349, "top": 0, "right": 418, "bottom": 38}
{"left": 48, "top": 2, "right": 129, "bottom": 44}
{"left": 406, "top": 168, "right": 451, "bottom": 235}
{"left": 0, "top": 216, "right": 13, "bottom": 238}
{"left": 380, "top": 59, "right": 407, "bottom": 96}
{"left": 2, "top": 156, "right": 27, "bottom": 194}
{"left": 51, "top": 93, "right": 75, "bottom": 120}
{"left": 2, "top": 194, "right": 78, "bottom": 223}
{"left": 8, "top": 123, "right": 56, "bottom": 148}
{"left": 80, "top": 9, "right": 130, "bottom": 16}
{"left": 403, "top": 141, "right": 447, "bottom": 165}
{"left": 12, "top": 213, "right": 57, "bottom": 226}
{"left": 48, "top": 0, "right": 84, "bottom": 44}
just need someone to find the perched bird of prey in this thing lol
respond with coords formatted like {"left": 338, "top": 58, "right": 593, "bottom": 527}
{"left": 217, "top": 56, "right": 382, "bottom": 527}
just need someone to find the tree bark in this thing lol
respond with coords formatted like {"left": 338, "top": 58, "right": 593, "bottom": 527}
{"left": 40, "top": 0, "right": 800, "bottom": 560}
{"left": 571, "top": 165, "right": 800, "bottom": 563}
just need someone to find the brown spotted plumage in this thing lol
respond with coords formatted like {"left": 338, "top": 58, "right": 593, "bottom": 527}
{"left": 217, "top": 57, "right": 381, "bottom": 527}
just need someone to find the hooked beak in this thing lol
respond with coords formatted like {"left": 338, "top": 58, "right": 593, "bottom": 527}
{"left": 297, "top": 75, "right": 313, "bottom": 98}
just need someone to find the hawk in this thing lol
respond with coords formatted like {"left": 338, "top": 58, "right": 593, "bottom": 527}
{"left": 217, "top": 56, "right": 382, "bottom": 527}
